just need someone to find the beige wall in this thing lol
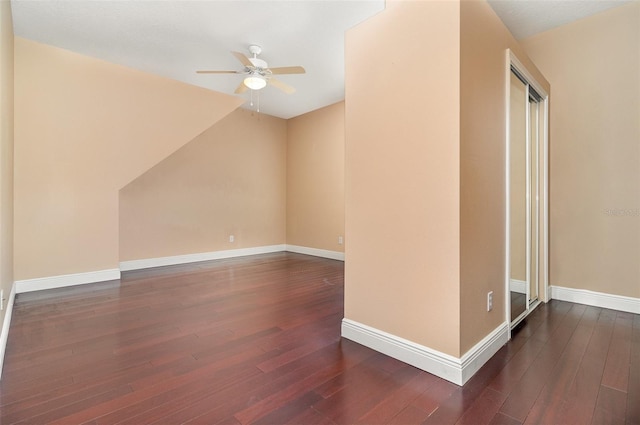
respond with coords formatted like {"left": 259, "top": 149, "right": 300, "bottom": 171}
{"left": 345, "top": 0, "right": 550, "bottom": 357}
{"left": 522, "top": 2, "right": 640, "bottom": 298}
{"left": 14, "top": 38, "right": 243, "bottom": 281}
{"left": 120, "top": 109, "right": 286, "bottom": 261}
{"left": 345, "top": 0, "right": 462, "bottom": 356}
{"left": 459, "top": 0, "right": 550, "bottom": 352}
{"left": 287, "top": 102, "right": 345, "bottom": 252}
{"left": 0, "top": 0, "right": 14, "bottom": 336}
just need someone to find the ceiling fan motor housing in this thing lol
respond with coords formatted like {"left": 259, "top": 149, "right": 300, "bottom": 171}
{"left": 248, "top": 44, "right": 262, "bottom": 55}
{"left": 249, "top": 57, "right": 268, "bottom": 71}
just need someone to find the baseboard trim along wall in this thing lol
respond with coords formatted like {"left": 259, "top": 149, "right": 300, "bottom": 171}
{"left": 12, "top": 245, "right": 342, "bottom": 294}
{"left": 120, "top": 244, "right": 343, "bottom": 272}
{"left": 0, "top": 283, "right": 17, "bottom": 378}
{"left": 285, "top": 245, "right": 345, "bottom": 261}
{"left": 551, "top": 285, "right": 640, "bottom": 314}
{"left": 341, "top": 318, "right": 509, "bottom": 386}
{"left": 15, "top": 269, "right": 121, "bottom": 294}
{"left": 509, "top": 279, "right": 526, "bottom": 294}
{"left": 119, "top": 244, "right": 287, "bottom": 272}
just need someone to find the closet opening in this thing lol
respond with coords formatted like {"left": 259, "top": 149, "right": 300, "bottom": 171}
{"left": 506, "top": 51, "right": 549, "bottom": 332}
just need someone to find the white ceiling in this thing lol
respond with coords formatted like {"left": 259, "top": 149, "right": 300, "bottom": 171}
{"left": 11, "top": 0, "right": 385, "bottom": 119}
{"left": 11, "top": 0, "right": 632, "bottom": 119}
{"left": 488, "top": 0, "right": 632, "bottom": 40}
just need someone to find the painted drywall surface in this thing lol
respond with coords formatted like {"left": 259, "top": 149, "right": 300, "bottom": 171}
{"left": 120, "top": 109, "right": 286, "bottom": 261}
{"left": 0, "top": 0, "right": 14, "bottom": 334}
{"left": 459, "top": 0, "right": 550, "bottom": 353}
{"left": 14, "top": 38, "right": 243, "bottom": 281}
{"left": 286, "top": 102, "right": 345, "bottom": 253}
{"left": 345, "top": 0, "right": 461, "bottom": 356}
{"left": 522, "top": 2, "right": 640, "bottom": 298}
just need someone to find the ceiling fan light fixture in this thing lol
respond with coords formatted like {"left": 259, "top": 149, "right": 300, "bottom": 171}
{"left": 244, "top": 74, "right": 267, "bottom": 90}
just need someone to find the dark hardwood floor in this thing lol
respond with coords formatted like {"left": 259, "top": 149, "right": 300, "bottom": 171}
{"left": 1, "top": 252, "right": 637, "bottom": 424}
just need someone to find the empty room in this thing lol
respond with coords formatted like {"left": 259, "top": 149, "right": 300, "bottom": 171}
{"left": 0, "top": 0, "right": 638, "bottom": 423}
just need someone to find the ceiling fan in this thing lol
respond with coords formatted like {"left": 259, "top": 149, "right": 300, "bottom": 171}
{"left": 197, "top": 45, "right": 305, "bottom": 95}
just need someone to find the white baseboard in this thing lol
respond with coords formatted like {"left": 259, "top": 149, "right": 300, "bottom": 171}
{"left": 120, "top": 244, "right": 287, "bottom": 272}
{"left": 120, "top": 244, "right": 343, "bottom": 272}
{"left": 550, "top": 285, "right": 640, "bottom": 314}
{"left": 341, "top": 318, "right": 508, "bottom": 386}
{"left": 0, "top": 283, "right": 17, "bottom": 379}
{"left": 285, "top": 245, "right": 344, "bottom": 261}
{"left": 15, "top": 269, "right": 121, "bottom": 294}
{"left": 14, "top": 244, "right": 338, "bottom": 293}
{"left": 510, "top": 279, "right": 526, "bottom": 294}
{"left": 460, "top": 321, "right": 509, "bottom": 384}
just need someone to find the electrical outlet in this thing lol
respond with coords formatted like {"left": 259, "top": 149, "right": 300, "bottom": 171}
{"left": 338, "top": 236, "right": 343, "bottom": 245}
{"left": 229, "top": 235, "right": 235, "bottom": 243}
{"left": 487, "top": 291, "right": 493, "bottom": 312}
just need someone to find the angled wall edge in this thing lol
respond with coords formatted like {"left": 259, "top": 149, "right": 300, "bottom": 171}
{"left": 341, "top": 318, "right": 509, "bottom": 386}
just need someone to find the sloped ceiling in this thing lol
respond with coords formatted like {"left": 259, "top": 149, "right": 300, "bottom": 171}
{"left": 11, "top": 0, "right": 631, "bottom": 118}
{"left": 11, "top": 0, "right": 385, "bottom": 119}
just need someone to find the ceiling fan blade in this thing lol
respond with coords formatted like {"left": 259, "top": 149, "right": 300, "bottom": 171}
{"left": 234, "top": 81, "right": 249, "bottom": 94}
{"left": 196, "top": 70, "right": 238, "bottom": 74}
{"left": 231, "top": 51, "right": 253, "bottom": 68}
{"left": 269, "top": 66, "right": 306, "bottom": 75}
{"left": 268, "top": 77, "right": 296, "bottom": 94}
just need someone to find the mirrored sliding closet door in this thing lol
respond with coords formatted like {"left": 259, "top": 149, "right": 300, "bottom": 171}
{"left": 507, "top": 52, "right": 549, "bottom": 329}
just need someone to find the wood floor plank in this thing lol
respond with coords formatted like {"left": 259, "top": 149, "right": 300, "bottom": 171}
{"left": 593, "top": 385, "right": 627, "bottom": 422}
{"left": 548, "top": 307, "right": 617, "bottom": 425}
{"left": 6, "top": 384, "right": 134, "bottom": 424}
{"left": 522, "top": 307, "right": 599, "bottom": 424}
{"left": 232, "top": 343, "right": 375, "bottom": 424}
{"left": 410, "top": 377, "right": 458, "bottom": 417}
{"left": 49, "top": 362, "right": 264, "bottom": 425}
{"left": 627, "top": 314, "right": 640, "bottom": 424}
{"left": 387, "top": 404, "right": 431, "bottom": 424}
{"left": 498, "top": 303, "right": 587, "bottom": 422}
{"left": 250, "top": 391, "right": 325, "bottom": 425}
{"left": 355, "top": 370, "right": 438, "bottom": 424}
{"left": 286, "top": 407, "right": 339, "bottom": 425}
{"left": 601, "top": 312, "right": 633, "bottom": 392}
{"left": 454, "top": 388, "right": 507, "bottom": 425}
{"left": 487, "top": 338, "right": 546, "bottom": 395}
{"left": 311, "top": 357, "right": 419, "bottom": 423}
{"left": 92, "top": 365, "right": 264, "bottom": 425}
{"left": 0, "top": 253, "right": 636, "bottom": 424}
{"left": 488, "top": 412, "right": 522, "bottom": 425}
{"left": 142, "top": 341, "right": 373, "bottom": 424}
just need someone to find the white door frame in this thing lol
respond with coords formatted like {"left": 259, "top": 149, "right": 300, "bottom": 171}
{"left": 504, "top": 49, "right": 549, "bottom": 337}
